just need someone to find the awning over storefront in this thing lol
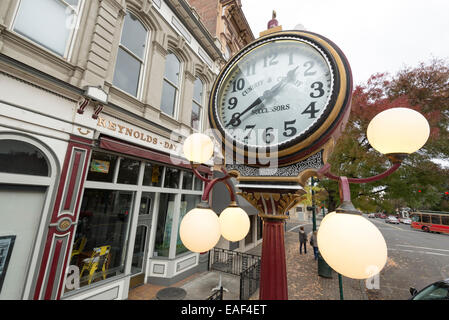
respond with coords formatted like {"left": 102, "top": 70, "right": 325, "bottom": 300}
{"left": 99, "top": 135, "right": 211, "bottom": 174}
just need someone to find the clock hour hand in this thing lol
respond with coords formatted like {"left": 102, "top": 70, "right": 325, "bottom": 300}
{"left": 225, "top": 97, "right": 262, "bottom": 128}
{"left": 225, "top": 66, "right": 299, "bottom": 128}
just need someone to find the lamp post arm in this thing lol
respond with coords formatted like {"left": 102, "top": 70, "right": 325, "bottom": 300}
{"left": 317, "top": 162, "right": 402, "bottom": 184}
{"left": 191, "top": 163, "right": 236, "bottom": 202}
{"left": 318, "top": 161, "right": 402, "bottom": 215}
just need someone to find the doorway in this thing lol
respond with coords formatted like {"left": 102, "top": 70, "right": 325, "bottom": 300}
{"left": 0, "top": 185, "right": 46, "bottom": 299}
{"left": 130, "top": 192, "right": 155, "bottom": 288}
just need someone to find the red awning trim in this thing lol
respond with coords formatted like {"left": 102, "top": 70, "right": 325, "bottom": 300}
{"left": 99, "top": 136, "right": 211, "bottom": 174}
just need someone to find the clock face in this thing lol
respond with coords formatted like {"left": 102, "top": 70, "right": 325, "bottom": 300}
{"left": 215, "top": 37, "right": 335, "bottom": 151}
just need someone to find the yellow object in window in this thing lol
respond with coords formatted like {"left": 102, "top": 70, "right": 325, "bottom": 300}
{"left": 80, "top": 245, "right": 111, "bottom": 285}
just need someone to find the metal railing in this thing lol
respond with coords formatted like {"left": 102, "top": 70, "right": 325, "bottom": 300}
{"left": 208, "top": 248, "right": 261, "bottom": 300}
{"left": 239, "top": 259, "right": 261, "bottom": 300}
{"left": 206, "top": 286, "right": 224, "bottom": 300}
{"left": 209, "top": 248, "right": 260, "bottom": 275}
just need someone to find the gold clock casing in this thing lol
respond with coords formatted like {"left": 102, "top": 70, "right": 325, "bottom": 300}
{"left": 208, "top": 30, "right": 353, "bottom": 167}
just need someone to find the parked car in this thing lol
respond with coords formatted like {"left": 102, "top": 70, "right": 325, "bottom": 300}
{"left": 379, "top": 213, "right": 387, "bottom": 219}
{"left": 410, "top": 279, "right": 449, "bottom": 300}
{"left": 368, "top": 213, "right": 376, "bottom": 218}
{"left": 399, "top": 218, "right": 411, "bottom": 224}
{"left": 385, "top": 216, "right": 399, "bottom": 224}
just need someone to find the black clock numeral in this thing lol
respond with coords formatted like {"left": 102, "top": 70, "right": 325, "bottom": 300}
{"left": 228, "top": 97, "right": 238, "bottom": 110}
{"left": 304, "top": 61, "right": 317, "bottom": 76}
{"left": 283, "top": 120, "right": 297, "bottom": 137}
{"left": 228, "top": 113, "right": 241, "bottom": 127}
{"left": 263, "top": 127, "right": 275, "bottom": 144}
{"left": 310, "top": 81, "right": 325, "bottom": 98}
{"left": 243, "top": 124, "right": 256, "bottom": 143}
{"left": 232, "top": 78, "right": 245, "bottom": 92}
{"left": 302, "top": 102, "right": 320, "bottom": 119}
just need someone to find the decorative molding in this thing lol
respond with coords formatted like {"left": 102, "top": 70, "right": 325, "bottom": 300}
{"left": 152, "top": 39, "right": 168, "bottom": 56}
{"left": 184, "top": 69, "right": 196, "bottom": 82}
{"left": 226, "top": 150, "right": 324, "bottom": 179}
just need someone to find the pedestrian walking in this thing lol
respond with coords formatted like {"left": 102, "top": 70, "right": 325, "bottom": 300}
{"left": 309, "top": 231, "right": 319, "bottom": 260}
{"left": 298, "top": 226, "right": 307, "bottom": 254}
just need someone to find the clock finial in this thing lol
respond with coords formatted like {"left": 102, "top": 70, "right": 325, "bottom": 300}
{"left": 267, "top": 10, "right": 279, "bottom": 29}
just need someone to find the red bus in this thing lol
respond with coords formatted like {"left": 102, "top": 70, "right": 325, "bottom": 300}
{"left": 410, "top": 211, "right": 449, "bottom": 234}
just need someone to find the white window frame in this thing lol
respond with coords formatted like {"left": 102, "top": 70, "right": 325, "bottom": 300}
{"left": 113, "top": 11, "right": 150, "bottom": 100}
{"left": 161, "top": 52, "right": 182, "bottom": 120}
{"left": 11, "top": 0, "right": 85, "bottom": 60}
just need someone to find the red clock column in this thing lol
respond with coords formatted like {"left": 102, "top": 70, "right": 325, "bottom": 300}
{"left": 239, "top": 190, "right": 302, "bottom": 300}
{"left": 260, "top": 217, "right": 288, "bottom": 299}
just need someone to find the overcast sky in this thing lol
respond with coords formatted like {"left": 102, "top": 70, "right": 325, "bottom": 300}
{"left": 240, "top": 0, "right": 449, "bottom": 85}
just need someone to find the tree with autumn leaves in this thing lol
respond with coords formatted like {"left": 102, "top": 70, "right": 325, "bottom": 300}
{"left": 318, "top": 58, "right": 449, "bottom": 213}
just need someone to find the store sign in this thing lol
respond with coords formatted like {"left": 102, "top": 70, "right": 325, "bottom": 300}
{"left": 90, "top": 115, "right": 182, "bottom": 157}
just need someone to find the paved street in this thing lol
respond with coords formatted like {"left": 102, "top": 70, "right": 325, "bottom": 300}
{"left": 286, "top": 215, "right": 449, "bottom": 300}
{"left": 366, "top": 216, "right": 449, "bottom": 300}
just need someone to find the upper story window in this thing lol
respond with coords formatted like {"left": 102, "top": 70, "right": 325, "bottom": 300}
{"left": 160, "top": 53, "right": 181, "bottom": 118}
{"left": 112, "top": 12, "right": 148, "bottom": 97}
{"left": 191, "top": 78, "right": 204, "bottom": 131}
{"left": 13, "top": 0, "right": 83, "bottom": 57}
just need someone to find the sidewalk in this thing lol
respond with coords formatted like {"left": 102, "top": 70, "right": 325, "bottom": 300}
{"left": 128, "top": 227, "right": 368, "bottom": 300}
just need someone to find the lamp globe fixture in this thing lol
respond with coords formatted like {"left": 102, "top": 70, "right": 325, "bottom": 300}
{"left": 179, "top": 205, "right": 221, "bottom": 253}
{"left": 367, "top": 107, "right": 430, "bottom": 155}
{"left": 317, "top": 212, "right": 387, "bottom": 279}
{"left": 183, "top": 133, "right": 214, "bottom": 164}
{"left": 219, "top": 205, "right": 250, "bottom": 242}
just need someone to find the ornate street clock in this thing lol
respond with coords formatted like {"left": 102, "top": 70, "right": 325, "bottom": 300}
{"left": 208, "top": 31, "right": 352, "bottom": 177}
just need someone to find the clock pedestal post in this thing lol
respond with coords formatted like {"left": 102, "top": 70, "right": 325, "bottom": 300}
{"left": 239, "top": 190, "right": 303, "bottom": 300}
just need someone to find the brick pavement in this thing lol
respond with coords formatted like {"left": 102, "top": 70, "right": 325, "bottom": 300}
{"left": 129, "top": 227, "right": 368, "bottom": 300}
{"left": 247, "top": 224, "right": 367, "bottom": 300}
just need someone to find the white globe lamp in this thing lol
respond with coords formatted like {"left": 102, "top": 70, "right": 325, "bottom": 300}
{"left": 179, "top": 203, "right": 221, "bottom": 253}
{"left": 219, "top": 204, "right": 250, "bottom": 242}
{"left": 367, "top": 107, "right": 430, "bottom": 155}
{"left": 317, "top": 212, "right": 387, "bottom": 279}
{"left": 183, "top": 133, "right": 214, "bottom": 164}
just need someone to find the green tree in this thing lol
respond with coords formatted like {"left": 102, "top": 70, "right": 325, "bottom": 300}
{"left": 320, "top": 59, "right": 449, "bottom": 213}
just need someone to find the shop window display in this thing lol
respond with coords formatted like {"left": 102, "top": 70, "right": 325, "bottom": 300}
{"left": 87, "top": 152, "right": 118, "bottom": 183}
{"left": 68, "top": 189, "right": 134, "bottom": 290}
{"left": 142, "top": 163, "right": 163, "bottom": 187}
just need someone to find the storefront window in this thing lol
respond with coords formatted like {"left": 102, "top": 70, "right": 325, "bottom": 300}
{"left": 182, "top": 171, "right": 193, "bottom": 190}
{"left": 142, "top": 163, "right": 163, "bottom": 187}
{"left": 117, "top": 158, "right": 140, "bottom": 185}
{"left": 68, "top": 189, "right": 134, "bottom": 290}
{"left": 194, "top": 176, "right": 203, "bottom": 191}
{"left": 176, "top": 194, "right": 201, "bottom": 255}
{"left": 0, "top": 140, "right": 49, "bottom": 176}
{"left": 164, "top": 167, "right": 180, "bottom": 189}
{"left": 87, "top": 152, "right": 118, "bottom": 183}
{"left": 154, "top": 193, "right": 176, "bottom": 257}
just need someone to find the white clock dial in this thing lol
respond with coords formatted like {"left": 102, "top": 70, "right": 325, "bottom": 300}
{"left": 217, "top": 39, "right": 334, "bottom": 148}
